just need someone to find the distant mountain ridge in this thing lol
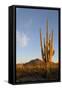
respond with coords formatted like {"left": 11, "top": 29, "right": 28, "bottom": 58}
{"left": 25, "top": 58, "right": 43, "bottom": 64}
{"left": 16, "top": 58, "right": 58, "bottom": 67}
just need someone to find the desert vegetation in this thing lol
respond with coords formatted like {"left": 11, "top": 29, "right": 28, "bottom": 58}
{"left": 16, "top": 58, "right": 59, "bottom": 82}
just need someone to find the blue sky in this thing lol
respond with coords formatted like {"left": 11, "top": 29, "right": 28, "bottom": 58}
{"left": 16, "top": 8, "right": 59, "bottom": 63}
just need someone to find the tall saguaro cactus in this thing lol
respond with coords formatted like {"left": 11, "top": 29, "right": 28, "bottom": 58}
{"left": 40, "top": 18, "right": 55, "bottom": 63}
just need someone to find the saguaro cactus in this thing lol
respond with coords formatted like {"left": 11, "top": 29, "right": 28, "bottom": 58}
{"left": 40, "top": 18, "right": 55, "bottom": 63}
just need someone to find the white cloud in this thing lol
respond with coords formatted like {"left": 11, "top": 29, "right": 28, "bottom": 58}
{"left": 16, "top": 31, "right": 30, "bottom": 48}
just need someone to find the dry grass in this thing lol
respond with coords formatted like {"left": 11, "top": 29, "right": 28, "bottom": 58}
{"left": 16, "top": 58, "right": 59, "bottom": 82}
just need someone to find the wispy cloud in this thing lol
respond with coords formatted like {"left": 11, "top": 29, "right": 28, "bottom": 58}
{"left": 16, "top": 31, "right": 30, "bottom": 48}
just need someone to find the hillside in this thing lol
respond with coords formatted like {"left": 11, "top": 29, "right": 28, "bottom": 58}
{"left": 16, "top": 58, "right": 59, "bottom": 83}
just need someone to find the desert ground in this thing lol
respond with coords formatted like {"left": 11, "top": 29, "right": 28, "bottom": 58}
{"left": 16, "top": 58, "right": 59, "bottom": 83}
